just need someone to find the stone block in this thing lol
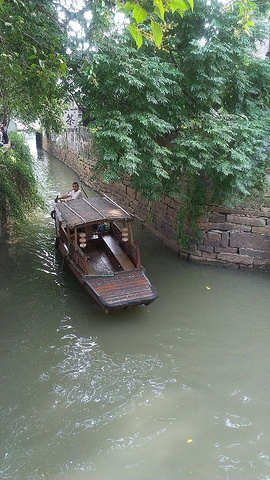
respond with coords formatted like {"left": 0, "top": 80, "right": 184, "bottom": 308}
{"left": 180, "top": 245, "right": 201, "bottom": 256}
{"left": 167, "top": 206, "right": 175, "bottom": 220}
{"left": 227, "top": 214, "right": 265, "bottom": 226}
{"left": 197, "top": 216, "right": 210, "bottom": 223}
{"left": 188, "top": 243, "right": 200, "bottom": 253}
{"left": 198, "top": 244, "right": 214, "bottom": 253}
{"left": 201, "top": 251, "right": 217, "bottom": 258}
{"left": 260, "top": 207, "right": 270, "bottom": 215}
{"left": 126, "top": 186, "right": 135, "bottom": 198}
{"left": 208, "top": 222, "right": 238, "bottom": 231}
{"left": 188, "top": 255, "right": 227, "bottom": 267}
{"left": 155, "top": 202, "right": 167, "bottom": 218}
{"left": 204, "top": 239, "right": 221, "bottom": 247}
{"left": 214, "top": 246, "right": 238, "bottom": 254}
{"left": 197, "top": 222, "right": 211, "bottom": 231}
{"left": 188, "top": 254, "right": 211, "bottom": 263}
{"left": 216, "top": 252, "right": 253, "bottom": 265}
{"left": 209, "top": 213, "right": 226, "bottom": 223}
{"left": 117, "top": 183, "right": 127, "bottom": 195}
{"left": 164, "top": 196, "right": 178, "bottom": 209}
{"left": 239, "top": 225, "right": 252, "bottom": 232}
{"left": 254, "top": 257, "right": 270, "bottom": 267}
{"left": 230, "top": 231, "right": 270, "bottom": 250}
{"left": 251, "top": 226, "right": 270, "bottom": 235}
{"left": 166, "top": 214, "right": 175, "bottom": 228}
{"left": 210, "top": 206, "right": 234, "bottom": 214}
{"left": 239, "top": 248, "right": 270, "bottom": 259}
{"left": 221, "top": 232, "right": 229, "bottom": 247}
{"left": 179, "top": 252, "right": 189, "bottom": 260}
{"left": 122, "top": 174, "right": 131, "bottom": 185}
{"left": 211, "top": 205, "right": 263, "bottom": 216}
{"left": 206, "top": 232, "right": 221, "bottom": 242}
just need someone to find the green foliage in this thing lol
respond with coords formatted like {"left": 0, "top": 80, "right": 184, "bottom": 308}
{"left": 117, "top": 0, "right": 194, "bottom": 49}
{"left": 1, "top": 0, "right": 270, "bottom": 247}
{"left": 117, "top": 0, "right": 260, "bottom": 48}
{"left": 176, "top": 175, "right": 207, "bottom": 249}
{"left": 65, "top": 0, "right": 270, "bottom": 246}
{"left": 173, "top": 110, "right": 270, "bottom": 203}
{"left": 0, "top": 132, "right": 42, "bottom": 225}
{"left": 0, "top": 0, "right": 67, "bottom": 127}
{"left": 67, "top": 39, "right": 183, "bottom": 197}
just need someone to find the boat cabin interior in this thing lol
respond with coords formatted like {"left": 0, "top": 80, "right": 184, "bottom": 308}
{"left": 58, "top": 219, "right": 140, "bottom": 276}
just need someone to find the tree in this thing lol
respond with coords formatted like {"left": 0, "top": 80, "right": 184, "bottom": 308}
{"left": 66, "top": 0, "right": 270, "bottom": 210}
{"left": 0, "top": 0, "right": 68, "bottom": 129}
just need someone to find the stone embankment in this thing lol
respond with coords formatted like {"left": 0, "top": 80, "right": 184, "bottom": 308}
{"left": 43, "top": 128, "right": 270, "bottom": 271}
{"left": 186, "top": 206, "right": 270, "bottom": 269}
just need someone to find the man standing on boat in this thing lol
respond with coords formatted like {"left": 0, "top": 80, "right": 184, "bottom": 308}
{"left": 58, "top": 182, "right": 82, "bottom": 202}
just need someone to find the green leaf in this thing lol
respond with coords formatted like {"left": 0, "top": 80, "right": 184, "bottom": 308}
{"left": 127, "top": 24, "right": 143, "bottom": 48}
{"left": 167, "top": 0, "right": 190, "bottom": 13}
{"left": 151, "top": 20, "right": 162, "bottom": 48}
{"left": 154, "top": 0, "right": 165, "bottom": 21}
{"left": 133, "top": 4, "right": 147, "bottom": 23}
{"left": 123, "top": 1, "right": 135, "bottom": 13}
{"left": 59, "top": 60, "right": 67, "bottom": 74}
{"left": 186, "top": 0, "right": 194, "bottom": 12}
{"left": 115, "top": 0, "right": 123, "bottom": 8}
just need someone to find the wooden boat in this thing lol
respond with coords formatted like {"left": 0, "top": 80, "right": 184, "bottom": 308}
{"left": 52, "top": 195, "right": 158, "bottom": 312}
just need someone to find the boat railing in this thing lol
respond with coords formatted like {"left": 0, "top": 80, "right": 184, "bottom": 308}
{"left": 70, "top": 242, "right": 88, "bottom": 274}
{"left": 59, "top": 224, "right": 69, "bottom": 242}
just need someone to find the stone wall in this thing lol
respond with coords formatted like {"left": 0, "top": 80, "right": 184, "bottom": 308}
{"left": 43, "top": 128, "right": 270, "bottom": 271}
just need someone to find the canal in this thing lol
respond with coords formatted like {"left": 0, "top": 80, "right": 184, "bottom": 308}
{"left": 1, "top": 135, "right": 270, "bottom": 480}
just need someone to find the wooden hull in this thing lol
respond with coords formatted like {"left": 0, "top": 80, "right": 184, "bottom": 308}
{"left": 57, "top": 237, "right": 158, "bottom": 312}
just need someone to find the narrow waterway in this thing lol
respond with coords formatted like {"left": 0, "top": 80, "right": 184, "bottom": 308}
{"left": 1, "top": 135, "right": 270, "bottom": 480}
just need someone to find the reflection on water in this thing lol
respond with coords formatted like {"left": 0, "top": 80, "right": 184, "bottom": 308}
{"left": 1, "top": 135, "right": 270, "bottom": 479}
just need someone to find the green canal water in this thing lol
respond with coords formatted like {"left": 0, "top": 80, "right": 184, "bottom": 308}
{"left": 1, "top": 135, "right": 270, "bottom": 480}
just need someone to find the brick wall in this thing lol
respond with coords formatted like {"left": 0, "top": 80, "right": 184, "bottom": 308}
{"left": 43, "top": 129, "right": 270, "bottom": 271}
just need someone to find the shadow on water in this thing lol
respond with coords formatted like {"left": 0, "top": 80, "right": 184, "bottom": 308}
{"left": 1, "top": 134, "right": 270, "bottom": 480}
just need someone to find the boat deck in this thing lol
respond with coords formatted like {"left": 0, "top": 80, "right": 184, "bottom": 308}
{"left": 83, "top": 269, "right": 158, "bottom": 311}
{"left": 86, "top": 249, "right": 114, "bottom": 275}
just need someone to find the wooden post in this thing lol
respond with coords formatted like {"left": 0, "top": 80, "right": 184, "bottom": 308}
{"left": 67, "top": 226, "right": 71, "bottom": 243}
{"left": 128, "top": 222, "right": 134, "bottom": 244}
{"left": 74, "top": 228, "right": 78, "bottom": 250}
{"left": 136, "top": 246, "right": 141, "bottom": 268}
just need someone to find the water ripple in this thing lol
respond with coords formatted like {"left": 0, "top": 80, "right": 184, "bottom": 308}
{"left": 225, "top": 413, "right": 252, "bottom": 429}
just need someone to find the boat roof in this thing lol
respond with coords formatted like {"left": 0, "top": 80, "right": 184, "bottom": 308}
{"left": 54, "top": 195, "right": 132, "bottom": 228}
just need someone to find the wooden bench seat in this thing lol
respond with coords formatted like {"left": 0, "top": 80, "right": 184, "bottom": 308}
{"left": 102, "top": 235, "right": 135, "bottom": 271}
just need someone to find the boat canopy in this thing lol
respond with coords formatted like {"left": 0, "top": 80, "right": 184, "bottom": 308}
{"left": 54, "top": 196, "right": 132, "bottom": 229}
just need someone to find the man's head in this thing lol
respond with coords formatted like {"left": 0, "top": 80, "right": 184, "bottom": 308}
{"left": 73, "top": 182, "right": 79, "bottom": 191}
